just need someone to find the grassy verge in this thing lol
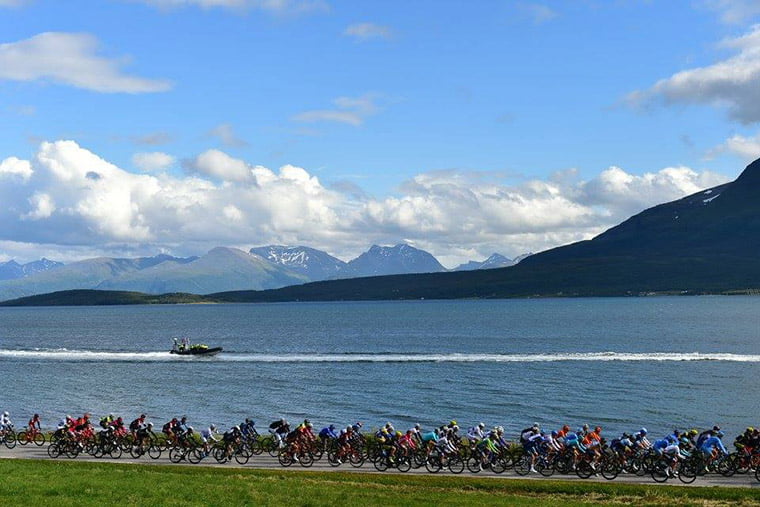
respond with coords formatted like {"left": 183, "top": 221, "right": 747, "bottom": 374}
{"left": 1, "top": 459, "right": 759, "bottom": 506}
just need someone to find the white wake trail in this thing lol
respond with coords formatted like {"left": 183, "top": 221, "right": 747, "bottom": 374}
{"left": 1, "top": 349, "right": 759, "bottom": 363}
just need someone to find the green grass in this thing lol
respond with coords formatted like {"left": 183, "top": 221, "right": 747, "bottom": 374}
{"left": 1, "top": 460, "right": 759, "bottom": 506}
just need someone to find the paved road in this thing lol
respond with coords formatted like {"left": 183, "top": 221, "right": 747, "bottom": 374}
{"left": 2, "top": 443, "right": 759, "bottom": 489}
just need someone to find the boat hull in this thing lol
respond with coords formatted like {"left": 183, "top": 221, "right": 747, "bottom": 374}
{"left": 169, "top": 347, "right": 223, "bottom": 357}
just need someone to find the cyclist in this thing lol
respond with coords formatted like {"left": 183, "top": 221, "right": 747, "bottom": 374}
{"left": 696, "top": 426, "right": 721, "bottom": 448}
{"left": 162, "top": 417, "right": 178, "bottom": 444}
{"left": 475, "top": 431, "right": 500, "bottom": 470}
{"left": 222, "top": 426, "right": 241, "bottom": 459}
{"left": 129, "top": 414, "right": 146, "bottom": 438}
{"left": 467, "top": 422, "right": 486, "bottom": 443}
{"left": 268, "top": 418, "right": 290, "bottom": 448}
{"left": 633, "top": 427, "right": 651, "bottom": 450}
{"left": 240, "top": 419, "right": 258, "bottom": 445}
{"left": 200, "top": 424, "right": 219, "bottom": 457}
{"left": 27, "top": 414, "right": 42, "bottom": 435}
{"left": 319, "top": 424, "right": 338, "bottom": 450}
{"left": 700, "top": 431, "right": 728, "bottom": 467}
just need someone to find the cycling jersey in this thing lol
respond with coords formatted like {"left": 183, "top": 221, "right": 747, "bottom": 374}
{"left": 701, "top": 436, "right": 727, "bottom": 455}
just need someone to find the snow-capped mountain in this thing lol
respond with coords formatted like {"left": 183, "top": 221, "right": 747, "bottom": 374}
{"left": 0, "top": 258, "right": 64, "bottom": 280}
{"left": 250, "top": 245, "right": 346, "bottom": 281}
{"left": 454, "top": 253, "right": 514, "bottom": 271}
{"left": 338, "top": 244, "right": 446, "bottom": 278}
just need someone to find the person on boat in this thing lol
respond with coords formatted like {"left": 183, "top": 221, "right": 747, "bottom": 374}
{"left": 172, "top": 338, "right": 179, "bottom": 352}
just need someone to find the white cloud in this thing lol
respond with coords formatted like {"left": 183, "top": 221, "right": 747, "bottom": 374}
{"left": 344, "top": 23, "right": 393, "bottom": 41}
{"left": 0, "top": 156, "right": 33, "bottom": 181}
{"left": 0, "top": 0, "right": 29, "bottom": 7}
{"left": 23, "top": 193, "right": 55, "bottom": 220}
{"left": 137, "top": 0, "right": 329, "bottom": 15}
{"left": 707, "top": 132, "right": 760, "bottom": 161}
{"left": 185, "top": 149, "right": 255, "bottom": 182}
{"left": 704, "top": 0, "right": 760, "bottom": 24}
{"left": 626, "top": 25, "right": 760, "bottom": 124}
{"left": 208, "top": 123, "right": 248, "bottom": 147}
{"left": 0, "top": 32, "right": 172, "bottom": 93}
{"left": 293, "top": 94, "right": 381, "bottom": 126}
{"left": 133, "top": 152, "right": 176, "bottom": 172}
{"left": 0, "top": 141, "right": 732, "bottom": 266}
{"left": 514, "top": 2, "right": 558, "bottom": 24}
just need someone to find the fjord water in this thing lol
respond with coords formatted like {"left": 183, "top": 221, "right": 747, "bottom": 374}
{"left": 1, "top": 297, "right": 758, "bottom": 438}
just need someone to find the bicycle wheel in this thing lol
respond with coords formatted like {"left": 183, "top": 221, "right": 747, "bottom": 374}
{"left": 575, "top": 460, "right": 594, "bottom": 479}
{"left": 537, "top": 457, "right": 555, "bottom": 477}
{"left": 466, "top": 456, "right": 482, "bottom": 474}
{"left": 169, "top": 448, "right": 185, "bottom": 463}
{"left": 717, "top": 455, "right": 735, "bottom": 477}
{"left": 327, "top": 449, "right": 341, "bottom": 467}
{"left": 349, "top": 449, "right": 364, "bottom": 468}
{"left": 187, "top": 447, "right": 203, "bottom": 464}
{"left": 601, "top": 460, "right": 620, "bottom": 480}
{"left": 148, "top": 444, "right": 163, "bottom": 460}
{"left": 373, "top": 455, "right": 388, "bottom": 472}
{"left": 3, "top": 432, "right": 17, "bottom": 449}
{"left": 235, "top": 447, "right": 252, "bottom": 465}
{"left": 425, "top": 455, "right": 442, "bottom": 473}
{"left": 396, "top": 456, "right": 412, "bottom": 472}
{"left": 47, "top": 442, "right": 63, "bottom": 458}
{"left": 298, "top": 452, "right": 314, "bottom": 467}
{"left": 448, "top": 456, "right": 465, "bottom": 474}
{"left": 278, "top": 450, "right": 293, "bottom": 467}
{"left": 755, "top": 464, "right": 760, "bottom": 482}
{"left": 33, "top": 432, "right": 46, "bottom": 446}
{"left": 514, "top": 454, "right": 532, "bottom": 476}
{"left": 17, "top": 431, "right": 29, "bottom": 446}
{"left": 678, "top": 460, "right": 697, "bottom": 484}
{"left": 109, "top": 446, "right": 123, "bottom": 459}
{"left": 129, "top": 445, "right": 144, "bottom": 459}
{"left": 491, "top": 456, "right": 508, "bottom": 474}
{"left": 650, "top": 460, "right": 670, "bottom": 483}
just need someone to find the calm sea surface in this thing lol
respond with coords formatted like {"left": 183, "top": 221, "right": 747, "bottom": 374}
{"left": 1, "top": 297, "right": 758, "bottom": 439}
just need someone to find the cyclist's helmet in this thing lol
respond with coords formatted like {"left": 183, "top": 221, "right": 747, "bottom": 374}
{"left": 478, "top": 422, "right": 485, "bottom": 429}
{"left": 210, "top": 424, "right": 216, "bottom": 430}
{"left": 595, "top": 426, "right": 602, "bottom": 433}
{"left": 187, "top": 426, "right": 193, "bottom": 432}
{"left": 329, "top": 424, "right": 335, "bottom": 430}
{"left": 640, "top": 428, "right": 647, "bottom": 435}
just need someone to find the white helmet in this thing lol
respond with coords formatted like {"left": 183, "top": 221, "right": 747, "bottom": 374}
{"left": 2, "top": 411, "right": 8, "bottom": 417}
{"left": 478, "top": 422, "right": 485, "bottom": 428}
{"left": 210, "top": 424, "right": 216, "bottom": 430}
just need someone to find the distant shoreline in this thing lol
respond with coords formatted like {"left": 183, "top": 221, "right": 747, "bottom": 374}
{"left": 1, "top": 288, "right": 759, "bottom": 307}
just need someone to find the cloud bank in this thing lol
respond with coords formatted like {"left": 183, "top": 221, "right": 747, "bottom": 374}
{"left": 627, "top": 25, "right": 760, "bottom": 124}
{"left": 0, "top": 141, "right": 730, "bottom": 266}
{"left": 0, "top": 32, "right": 171, "bottom": 93}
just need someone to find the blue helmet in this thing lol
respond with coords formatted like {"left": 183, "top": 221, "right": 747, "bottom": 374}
{"left": 639, "top": 428, "right": 647, "bottom": 434}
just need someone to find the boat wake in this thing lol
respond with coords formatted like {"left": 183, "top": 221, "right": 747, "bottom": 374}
{"left": 1, "top": 349, "right": 759, "bottom": 363}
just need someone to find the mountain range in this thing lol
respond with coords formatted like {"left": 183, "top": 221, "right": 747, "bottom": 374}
{"left": 9, "top": 156, "right": 759, "bottom": 306}
{"left": 0, "top": 244, "right": 522, "bottom": 302}
{"left": 201, "top": 156, "right": 760, "bottom": 302}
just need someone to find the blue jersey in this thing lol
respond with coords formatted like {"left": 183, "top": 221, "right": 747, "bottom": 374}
{"left": 701, "top": 436, "right": 727, "bottom": 454}
{"left": 319, "top": 427, "right": 338, "bottom": 439}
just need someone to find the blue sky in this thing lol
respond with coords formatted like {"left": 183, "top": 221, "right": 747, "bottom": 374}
{"left": 1, "top": 0, "right": 760, "bottom": 267}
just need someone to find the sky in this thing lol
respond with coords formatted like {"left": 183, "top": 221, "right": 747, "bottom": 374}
{"left": 1, "top": 0, "right": 760, "bottom": 268}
